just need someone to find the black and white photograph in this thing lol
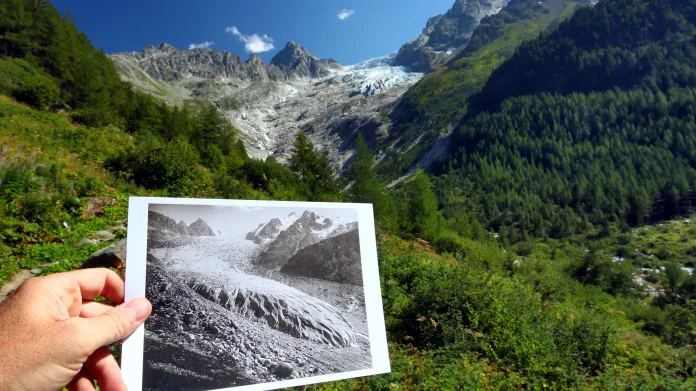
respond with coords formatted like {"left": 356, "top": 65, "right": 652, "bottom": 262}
{"left": 121, "top": 197, "right": 389, "bottom": 391}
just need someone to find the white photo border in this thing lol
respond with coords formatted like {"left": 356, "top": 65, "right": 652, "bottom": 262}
{"left": 121, "top": 196, "right": 391, "bottom": 391}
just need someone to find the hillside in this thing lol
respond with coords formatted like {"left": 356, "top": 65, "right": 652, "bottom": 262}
{"left": 433, "top": 0, "right": 696, "bottom": 238}
{"left": 1, "top": 0, "right": 696, "bottom": 389}
{"left": 379, "top": 0, "right": 587, "bottom": 179}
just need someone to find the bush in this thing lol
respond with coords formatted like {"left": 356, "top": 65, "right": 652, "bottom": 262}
{"left": 70, "top": 107, "right": 120, "bottom": 128}
{"left": 0, "top": 58, "right": 58, "bottom": 110}
{"left": 105, "top": 136, "right": 201, "bottom": 194}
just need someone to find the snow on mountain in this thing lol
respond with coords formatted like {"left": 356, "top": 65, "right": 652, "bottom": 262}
{"left": 249, "top": 211, "right": 358, "bottom": 270}
{"left": 112, "top": 44, "right": 423, "bottom": 173}
{"left": 245, "top": 212, "right": 299, "bottom": 246}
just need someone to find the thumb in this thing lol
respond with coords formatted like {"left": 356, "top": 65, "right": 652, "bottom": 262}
{"left": 76, "top": 298, "right": 152, "bottom": 352}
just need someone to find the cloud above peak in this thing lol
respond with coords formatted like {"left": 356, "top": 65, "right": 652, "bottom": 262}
{"left": 337, "top": 9, "right": 355, "bottom": 21}
{"left": 189, "top": 41, "right": 214, "bottom": 49}
{"left": 225, "top": 26, "right": 274, "bottom": 53}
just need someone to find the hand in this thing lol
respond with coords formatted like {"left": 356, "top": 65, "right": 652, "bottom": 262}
{"left": 0, "top": 268, "right": 151, "bottom": 391}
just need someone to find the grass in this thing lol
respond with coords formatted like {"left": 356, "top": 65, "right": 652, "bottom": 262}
{"left": 0, "top": 96, "right": 149, "bottom": 286}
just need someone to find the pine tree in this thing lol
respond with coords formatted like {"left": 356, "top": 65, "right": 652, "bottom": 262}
{"left": 289, "top": 132, "right": 340, "bottom": 201}
{"left": 348, "top": 133, "right": 397, "bottom": 230}
{"left": 405, "top": 169, "right": 441, "bottom": 240}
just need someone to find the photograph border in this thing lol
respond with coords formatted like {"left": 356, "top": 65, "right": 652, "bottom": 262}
{"left": 121, "top": 196, "right": 390, "bottom": 391}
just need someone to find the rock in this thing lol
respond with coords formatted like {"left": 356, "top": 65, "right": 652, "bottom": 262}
{"left": 183, "top": 313, "right": 196, "bottom": 326}
{"left": 394, "top": 0, "right": 511, "bottom": 72}
{"left": 206, "top": 324, "right": 221, "bottom": 334}
{"left": 93, "top": 230, "right": 116, "bottom": 241}
{"left": 111, "top": 41, "right": 421, "bottom": 175}
{"left": 280, "top": 230, "right": 363, "bottom": 285}
{"left": 84, "top": 197, "right": 116, "bottom": 216}
{"left": 75, "top": 238, "right": 99, "bottom": 249}
{"left": 187, "top": 218, "right": 216, "bottom": 236}
{"left": 111, "top": 41, "right": 337, "bottom": 84}
{"left": 271, "top": 41, "right": 335, "bottom": 79}
{"left": 30, "top": 268, "right": 41, "bottom": 275}
{"left": 274, "top": 362, "right": 294, "bottom": 379}
{"left": 81, "top": 239, "right": 126, "bottom": 269}
{"left": 254, "top": 211, "right": 336, "bottom": 269}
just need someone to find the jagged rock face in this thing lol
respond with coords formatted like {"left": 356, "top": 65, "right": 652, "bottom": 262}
{"left": 148, "top": 211, "right": 215, "bottom": 237}
{"left": 188, "top": 218, "right": 216, "bottom": 237}
{"left": 271, "top": 41, "right": 338, "bottom": 79}
{"left": 246, "top": 217, "right": 286, "bottom": 245}
{"left": 148, "top": 211, "right": 190, "bottom": 235}
{"left": 111, "top": 45, "right": 423, "bottom": 172}
{"left": 281, "top": 230, "right": 362, "bottom": 286}
{"left": 112, "top": 42, "right": 337, "bottom": 85}
{"left": 252, "top": 211, "right": 359, "bottom": 270}
{"left": 147, "top": 211, "right": 216, "bottom": 247}
{"left": 255, "top": 211, "right": 331, "bottom": 269}
{"left": 183, "top": 272, "right": 355, "bottom": 348}
{"left": 328, "top": 222, "right": 359, "bottom": 239}
{"left": 394, "top": 0, "right": 510, "bottom": 72}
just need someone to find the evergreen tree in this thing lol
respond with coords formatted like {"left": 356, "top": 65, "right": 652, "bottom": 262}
{"left": 289, "top": 132, "right": 340, "bottom": 201}
{"left": 348, "top": 133, "right": 397, "bottom": 230}
{"left": 404, "top": 169, "right": 441, "bottom": 240}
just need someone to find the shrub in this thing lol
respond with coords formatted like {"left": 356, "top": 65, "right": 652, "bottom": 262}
{"left": 105, "top": 136, "right": 201, "bottom": 194}
{"left": 0, "top": 58, "right": 58, "bottom": 110}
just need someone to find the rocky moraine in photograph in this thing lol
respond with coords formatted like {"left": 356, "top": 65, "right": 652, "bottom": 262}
{"left": 141, "top": 203, "right": 370, "bottom": 391}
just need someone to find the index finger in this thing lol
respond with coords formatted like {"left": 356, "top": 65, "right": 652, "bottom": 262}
{"left": 54, "top": 268, "right": 126, "bottom": 304}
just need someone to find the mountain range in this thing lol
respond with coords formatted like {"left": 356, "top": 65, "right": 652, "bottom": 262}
{"left": 109, "top": 0, "right": 565, "bottom": 175}
{"left": 247, "top": 211, "right": 360, "bottom": 277}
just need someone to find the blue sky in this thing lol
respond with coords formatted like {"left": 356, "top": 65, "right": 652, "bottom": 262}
{"left": 51, "top": 0, "right": 454, "bottom": 65}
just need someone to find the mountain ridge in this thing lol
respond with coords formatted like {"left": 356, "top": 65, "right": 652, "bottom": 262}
{"left": 393, "top": 0, "right": 511, "bottom": 72}
{"left": 111, "top": 41, "right": 339, "bottom": 84}
{"left": 249, "top": 211, "right": 358, "bottom": 270}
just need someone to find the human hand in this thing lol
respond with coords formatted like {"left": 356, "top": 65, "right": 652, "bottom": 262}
{"left": 0, "top": 268, "right": 151, "bottom": 391}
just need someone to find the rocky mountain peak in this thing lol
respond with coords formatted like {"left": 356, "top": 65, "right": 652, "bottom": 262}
{"left": 271, "top": 41, "right": 338, "bottom": 79}
{"left": 394, "top": 0, "right": 510, "bottom": 72}
{"left": 250, "top": 211, "right": 359, "bottom": 270}
{"left": 148, "top": 211, "right": 216, "bottom": 238}
{"left": 247, "top": 53, "right": 264, "bottom": 64}
{"left": 188, "top": 218, "right": 216, "bottom": 237}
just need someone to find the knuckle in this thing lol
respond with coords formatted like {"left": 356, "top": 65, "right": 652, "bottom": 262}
{"left": 106, "top": 310, "right": 130, "bottom": 338}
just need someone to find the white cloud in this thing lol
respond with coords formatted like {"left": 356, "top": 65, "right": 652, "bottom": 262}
{"left": 225, "top": 26, "right": 275, "bottom": 53}
{"left": 337, "top": 9, "right": 355, "bottom": 21}
{"left": 188, "top": 41, "right": 215, "bottom": 49}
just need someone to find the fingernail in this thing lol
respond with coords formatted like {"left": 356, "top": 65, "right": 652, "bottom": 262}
{"left": 122, "top": 298, "right": 151, "bottom": 322}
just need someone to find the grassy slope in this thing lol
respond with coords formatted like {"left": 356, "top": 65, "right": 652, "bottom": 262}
{"left": 111, "top": 55, "right": 190, "bottom": 106}
{"left": 380, "top": 0, "right": 582, "bottom": 179}
{"left": 303, "top": 235, "right": 696, "bottom": 390}
{"left": 0, "top": 96, "right": 146, "bottom": 285}
{"left": 1, "top": 96, "right": 694, "bottom": 390}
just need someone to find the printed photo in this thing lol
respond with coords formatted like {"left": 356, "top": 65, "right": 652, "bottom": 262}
{"left": 121, "top": 198, "right": 389, "bottom": 391}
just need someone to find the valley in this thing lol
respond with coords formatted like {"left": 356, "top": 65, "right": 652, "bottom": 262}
{"left": 142, "top": 208, "right": 370, "bottom": 389}
{"left": 1, "top": 0, "right": 696, "bottom": 389}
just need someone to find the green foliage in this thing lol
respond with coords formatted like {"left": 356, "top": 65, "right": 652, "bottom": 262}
{"left": 567, "top": 250, "right": 637, "bottom": 296}
{"left": 105, "top": 136, "right": 205, "bottom": 195}
{"left": 289, "top": 132, "right": 341, "bottom": 202}
{"left": 399, "top": 170, "right": 441, "bottom": 240}
{"left": 0, "top": 58, "right": 58, "bottom": 109}
{"left": 475, "top": 0, "right": 696, "bottom": 111}
{"left": 0, "top": 0, "right": 127, "bottom": 119}
{"left": 348, "top": 133, "right": 397, "bottom": 230}
{"left": 378, "top": 0, "right": 580, "bottom": 179}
